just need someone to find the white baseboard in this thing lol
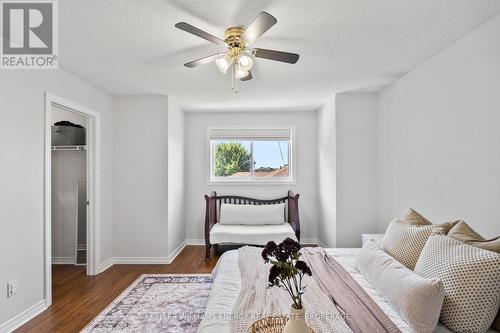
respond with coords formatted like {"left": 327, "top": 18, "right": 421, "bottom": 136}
{"left": 186, "top": 239, "right": 205, "bottom": 245}
{"left": 167, "top": 240, "right": 187, "bottom": 264}
{"left": 52, "top": 257, "right": 74, "bottom": 264}
{"left": 300, "top": 238, "right": 319, "bottom": 245}
{"left": 0, "top": 300, "right": 47, "bottom": 333}
{"left": 98, "top": 257, "right": 114, "bottom": 273}
{"left": 97, "top": 242, "right": 188, "bottom": 269}
{"left": 113, "top": 257, "right": 171, "bottom": 264}
{"left": 59, "top": 238, "right": 321, "bottom": 273}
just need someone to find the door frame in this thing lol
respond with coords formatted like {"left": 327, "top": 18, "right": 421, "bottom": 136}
{"left": 44, "top": 92, "right": 101, "bottom": 306}
{"left": 74, "top": 177, "right": 87, "bottom": 266}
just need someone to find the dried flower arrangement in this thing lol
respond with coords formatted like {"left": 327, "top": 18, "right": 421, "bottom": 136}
{"left": 262, "top": 238, "right": 312, "bottom": 309}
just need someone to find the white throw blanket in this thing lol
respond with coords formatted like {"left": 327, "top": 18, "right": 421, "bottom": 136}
{"left": 230, "top": 246, "right": 352, "bottom": 333}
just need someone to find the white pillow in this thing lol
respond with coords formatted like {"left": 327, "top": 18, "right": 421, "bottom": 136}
{"left": 219, "top": 203, "right": 285, "bottom": 225}
{"left": 355, "top": 240, "right": 444, "bottom": 333}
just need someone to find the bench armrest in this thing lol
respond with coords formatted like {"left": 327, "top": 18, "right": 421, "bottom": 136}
{"left": 204, "top": 191, "right": 217, "bottom": 258}
{"left": 287, "top": 191, "right": 300, "bottom": 242}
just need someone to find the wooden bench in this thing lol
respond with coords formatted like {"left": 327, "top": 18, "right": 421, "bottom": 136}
{"left": 204, "top": 191, "right": 300, "bottom": 258}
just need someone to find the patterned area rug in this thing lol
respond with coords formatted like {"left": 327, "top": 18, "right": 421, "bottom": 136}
{"left": 81, "top": 274, "right": 213, "bottom": 333}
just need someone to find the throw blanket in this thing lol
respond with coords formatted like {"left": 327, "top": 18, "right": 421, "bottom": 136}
{"left": 230, "top": 246, "right": 401, "bottom": 333}
{"left": 301, "top": 247, "right": 401, "bottom": 333}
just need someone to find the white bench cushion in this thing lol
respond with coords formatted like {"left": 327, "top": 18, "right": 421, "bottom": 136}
{"left": 210, "top": 223, "right": 297, "bottom": 245}
{"left": 219, "top": 203, "right": 286, "bottom": 225}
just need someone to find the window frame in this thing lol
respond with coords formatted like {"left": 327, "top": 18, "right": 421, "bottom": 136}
{"left": 207, "top": 126, "right": 296, "bottom": 185}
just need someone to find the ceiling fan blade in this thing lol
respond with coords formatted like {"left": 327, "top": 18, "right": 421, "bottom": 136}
{"left": 241, "top": 11, "right": 277, "bottom": 45}
{"left": 240, "top": 71, "right": 252, "bottom": 81}
{"left": 253, "top": 48, "right": 299, "bottom": 64}
{"left": 184, "top": 53, "right": 225, "bottom": 68}
{"left": 175, "top": 22, "right": 225, "bottom": 46}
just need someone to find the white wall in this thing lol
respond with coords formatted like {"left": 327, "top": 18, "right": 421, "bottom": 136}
{"left": 113, "top": 96, "right": 170, "bottom": 259}
{"left": 316, "top": 93, "right": 379, "bottom": 248}
{"left": 377, "top": 13, "right": 500, "bottom": 237}
{"left": 0, "top": 69, "right": 114, "bottom": 327}
{"left": 167, "top": 98, "right": 186, "bottom": 255}
{"left": 317, "top": 95, "right": 337, "bottom": 247}
{"left": 336, "top": 93, "right": 378, "bottom": 247}
{"left": 184, "top": 111, "right": 318, "bottom": 242}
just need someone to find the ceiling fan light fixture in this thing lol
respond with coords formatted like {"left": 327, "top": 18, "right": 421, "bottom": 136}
{"left": 176, "top": 11, "right": 299, "bottom": 91}
{"left": 234, "top": 64, "right": 249, "bottom": 79}
{"left": 215, "top": 54, "right": 233, "bottom": 74}
{"left": 237, "top": 53, "right": 254, "bottom": 72}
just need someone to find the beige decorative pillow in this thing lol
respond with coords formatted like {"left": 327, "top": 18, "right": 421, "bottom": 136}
{"left": 414, "top": 235, "right": 500, "bottom": 333}
{"left": 355, "top": 240, "right": 444, "bottom": 333}
{"left": 403, "top": 208, "right": 432, "bottom": 225}
{"left": 447, "top": 221, "right": 500, "bottom": 253}
{"left": 447, "top": 221, "right": 500, "bottom": 331}
{"left": 382, "top": 218, "right": 444, "bottom": 270}
{"left": 403, "top": 208, "right": 458, "bottom": 233}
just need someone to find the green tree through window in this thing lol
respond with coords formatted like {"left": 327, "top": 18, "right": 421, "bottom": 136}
{"left": 214, "top": 141, "right": 252, "bottom": 177}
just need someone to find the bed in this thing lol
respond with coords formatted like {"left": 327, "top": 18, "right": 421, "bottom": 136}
{"left": 197, "top": 248, "right": 497, "bottom": 333}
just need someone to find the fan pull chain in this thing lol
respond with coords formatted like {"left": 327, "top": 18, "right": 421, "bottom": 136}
{"left": 231, "top": 63, "right": 234, "bottom": 91}
{"left": 231, "top": 63, "right": 238, "bottom": 93}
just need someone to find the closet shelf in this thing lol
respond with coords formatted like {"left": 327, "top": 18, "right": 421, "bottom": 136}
{"left": 51, "top": 145, "right": 86, "bottom": 151}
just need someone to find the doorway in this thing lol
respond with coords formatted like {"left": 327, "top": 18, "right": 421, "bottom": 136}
{"left": 44, "top": 93, "right": 101, "bottom": 307}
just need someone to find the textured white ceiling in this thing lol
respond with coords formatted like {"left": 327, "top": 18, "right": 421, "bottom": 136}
{"left": 59, "top": 1, "right": 500, "bottom": 111}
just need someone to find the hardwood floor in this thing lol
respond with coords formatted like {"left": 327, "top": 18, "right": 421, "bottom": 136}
{"left": 16, "top": 246, "right": 220, "bottom": 333}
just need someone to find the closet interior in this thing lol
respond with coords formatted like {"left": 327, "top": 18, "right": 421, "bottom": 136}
{"left": 51, "top": 105, "right": 88, "bottom": 266}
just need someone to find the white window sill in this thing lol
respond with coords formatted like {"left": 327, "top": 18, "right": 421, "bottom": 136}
{"left": 208, "top": 180, "right": 296, "bottom": 186}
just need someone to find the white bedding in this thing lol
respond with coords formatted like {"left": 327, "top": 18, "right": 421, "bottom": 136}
{"left": 197, "top": 248, "right": 496, "bottom": 333}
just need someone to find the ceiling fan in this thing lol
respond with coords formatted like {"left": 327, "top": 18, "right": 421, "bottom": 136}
{"left": 175, "top": 11, "right": 299, "bottom": 92}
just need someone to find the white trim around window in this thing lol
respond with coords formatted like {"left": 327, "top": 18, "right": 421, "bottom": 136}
{"left": 207, "top": 126, "right": 296, "bottom": 185}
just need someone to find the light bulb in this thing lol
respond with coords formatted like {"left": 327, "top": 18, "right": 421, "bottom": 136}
{"left": 234, "top": 64, "right": 249, "bottom": 79}
{"left": 237, "top": 53, "right": 254, "bottom": 72}
{"left": 216, "top": 54, "right": 233, "bottom": 74}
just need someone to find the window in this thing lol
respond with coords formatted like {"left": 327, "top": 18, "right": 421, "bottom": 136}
{"left": 208, "top": 127, "right": 294, "bottom": 183}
